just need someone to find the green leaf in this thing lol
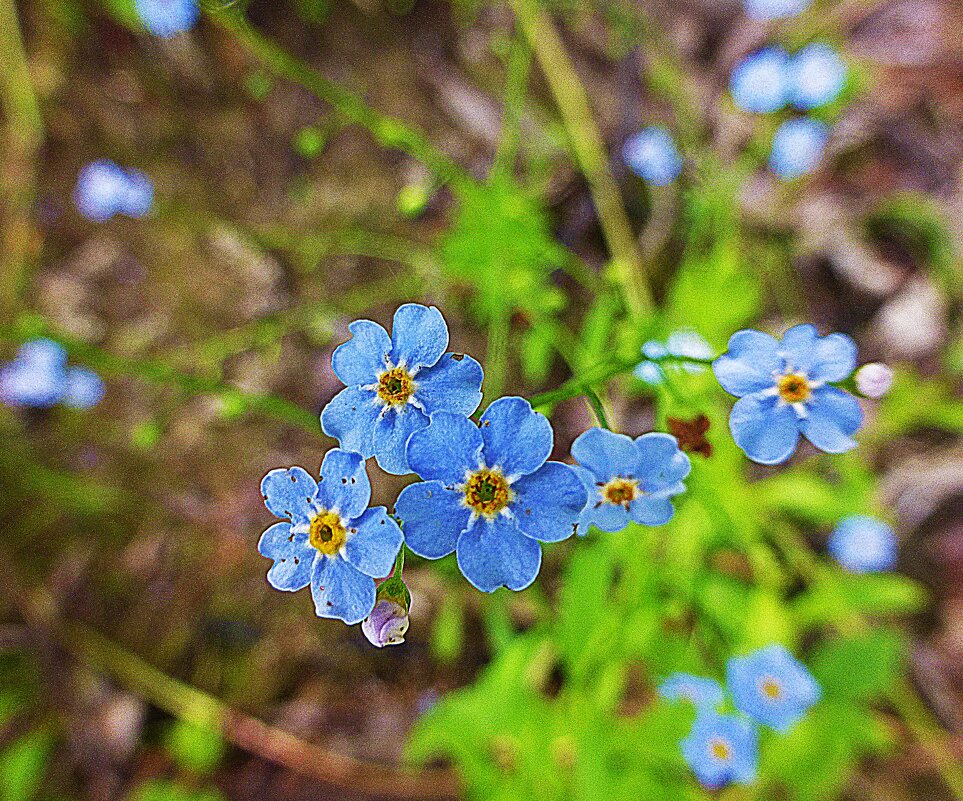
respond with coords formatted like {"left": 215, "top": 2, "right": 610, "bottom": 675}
{"left": 0, "top": 730, "right": 53, "bottom": 801}
{"left": 164, "top": 720, "right": 225, "bottom": 775}
{"left": 811, "top": 629, "right": 905, "bottom": 702}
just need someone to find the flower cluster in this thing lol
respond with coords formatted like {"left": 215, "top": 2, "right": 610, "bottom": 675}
{"left": 661, "top": 644, "right": 821, "bottom": 788}
{"left": 1, "top": 339, "right": 103, "bottom": 410}
{"left": 74, "top": 161, "right": 154, "bottom": 223}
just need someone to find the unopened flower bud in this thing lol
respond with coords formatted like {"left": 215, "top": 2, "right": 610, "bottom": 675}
{"left": 854, "top": 363, "right": 893, "bottom": 399}
{"left": 362, "top": 600, "right": 409, "bottom": 647}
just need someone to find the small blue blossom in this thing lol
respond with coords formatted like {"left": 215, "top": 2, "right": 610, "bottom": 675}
{"left": 744, "top": 0, "right": 812, "bottom": 19}
{"left": 321, "top": 304, "right": 484, "bottom": 475}
{"left": 395, "top": 397, "right": 587, "bottom": 592}
{"left": 633, "top": 361, "right": 665, "bottom": 385}
{"left": 730, "top": 48, "right": 790, "bottom": 113}
{"left": 727, "top": 644, "right": 821, "bottom": 731}
{"left": 0, "top": 339, "right": 104, "bottom": 410}
{"left": 636, "top": 330, "right": 713, "bottom": 385}
{"left": 681, "top": 712, "right": 759, "bottom": 788}
{"left": 622, "top": 127, "right": 684, "bottom": 186}
{"left": 828, "top": 515, "right": 897, "bottom": 573}
{"left": 659, "top": 674, "right": 725, "bottom": 711}
{"left": 134, "top": 0, "right": 200, "bottom": 38}
{"left": 258, "top": 449, "right": 403, "bottom": 624}
{"left": 769, "top": 118, "right": 830, "bottom": 179}
{"left": 712, "top": 324, "right": 862, "bottom": 464}
{"left": 788, "top": 43, "right": 848, "bottom": 110}
{"left": 74, "top": 160, "right": 154, "bottom": 222}
{"left": 570, "top": 427, "right": 690, "bottom": 535}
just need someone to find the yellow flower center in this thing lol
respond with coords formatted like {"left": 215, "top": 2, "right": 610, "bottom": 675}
{"left": 377, "top": 366, "right": 415, "bottom": 406}
{"left": 601, "top": 477, "right": 640, "bottom": 508}
{"left": 308, "top": 510, "right": 346, "bottom": 556}
{"left": 777, "top": 373, "right": 811, "bottom": 403}
{"left": 709, "top": 738, "right": 732, "bottom": 761}
{"left": 463, "top": 468, "right": 513, "bottom": 518}
{"left": 760, "top": 677, "right": 783, "bottom": 700}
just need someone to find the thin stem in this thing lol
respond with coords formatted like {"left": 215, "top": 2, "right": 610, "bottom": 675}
{"left": 393, "top": 546, "right": 406, "bottom": 580}
{"left": 483, "top": 306, "right": 511, "bottom": 404}
{"left": 528, "top": 356, "right": 638, "bottom": 409}
{"left": 492, "top": 31, "right": 531, "bottom": 177}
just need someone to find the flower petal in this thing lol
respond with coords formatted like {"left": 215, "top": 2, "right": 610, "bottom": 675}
{"left": 571, "top": 427, "right": 642, "bottom": 482}
{"left": 63, "top": 368, "right": 105, "bottom": 409}
{"left": 260, "top": 467, "right": 319, "bottom": 524}
{"left": 455, "top": 516, "right": 542, "bottom": 592}
{"left": 317, "top": 448, "right": 370, "bottom": 519}
{"left": 810, "top": 332, "right": 857, "bottom": 382}
{"left": 372, "top": 405, "right": 430, "bottom": 474}
{"left": 511, "top": 461, "right": 586, "bottom": 542}
{"left": 799, "top": 386, "right": 862, "bottom": 453}
{"left": 414, "top": 353, "right": 484, "bottom": 415}
{"left": 406, "top": 411, "right": 484, "bottom": 484}
{"left": 257, "top": 521, "right": 301, "bottom": 558}
{"left": 634, "top": 432, "right": 691, "bottom": 490}
{"left": 579, "top": 501, "right": 631, "bottom": 534}
{"left": 629, "top": 495, "right": 676, "bottom": 526}
{"left": 480, "top": 396, "right": 552, "bottom": 477}
{"left": 320, "top": 386, "right": 381, "bottom": 457}
{"left": 395, "top": 480, "right": 469, "bottom": 558}
{"left": 390, "top": 303, "right": 448, "bottom": 370}
{"left": 712, "top": 330, "right": 782, "bottom": 397}
{"left": 729, "top": 394, "right": 800, "bottom": 465}
{"left": 259, "top": 523, "right": 316, "bottom": 591}
{"left": 310, "top": 556, "right": 376, "bottom": 624}
{"left": 342, "top": 506, "right": 403, "bottom": 578}
{"left": 331, "top": 319, "right": 392, "bottom": 386}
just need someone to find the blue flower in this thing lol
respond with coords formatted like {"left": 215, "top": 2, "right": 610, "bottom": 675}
{"left": 74, "top": 161, "right": 154, "bottom": 222}
{"left": 622, "top": 127, "right": 684, "bottom": 186}
{"left": 0, "top": 339, "right": 104, "bottom": 409}
{"left": 828, "top": 515, "right": 897, "bottom": 573}
{"left": 727, "top": 644, "right": 821, "bottom": 731}
{"left": 769, "top": 118, "right": 830, "bottom": 179}
{"left": 730, "top": 48, "right": 789, "bottom": 113}
{"left": 635, "top": 330, "right": 713, "bottom": 385}
{"left": 681, "top": 712, "right": 759, "bottom": 788}
{"left": 321, "top": 304, "right": 484, "bottom": 475}
{"left": 134, "top": 0, "right": 200, "bottom": 38}
{"left": 788, "top": 43, "right": 847, "bottom": 110}
{"left": 395, "top": 397, "right": 586, "bottom": 592}
{"left": 712, "top": 324, "right": 862, "bottom": 464}
{"left": 659, "top": 674, "right": 725, "bottom": 711}
{"left": 743, "top": 0, "right": 812, "bottom": 19}
{"left": 258, "top": 449, "right": 403, "bottom": 624}
{"left": 570, "top": 428, "right": 690, "bottom": 535}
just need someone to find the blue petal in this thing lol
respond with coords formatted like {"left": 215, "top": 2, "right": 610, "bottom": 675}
{"left": 63, "top": 368, "right": 105, "bottom": 409}
{"left": 0, "top": 361, "right": 65, "bottom": 407}
{"left": 390, "top": 303, "right": 448, "bottom": 370}
{"left": 396, "top": 480, "right": 469, "bottom": 558}
{"left": 779, "top": 324, "right": 856, "bottom": 380}
{"left": 331, "top": 319, "right": 392, "bottom": 386}
{"left": 456, "top": 516, "right": 542, "bottom": 592}
{"left": 579, "top": 501, "right": 631, "bottom": 534}
{"left": 320, "top": 386, "right": 381, "bottom": 457}
{"left": 729, "top": 394, "right": 800, "bottom": 465}
{"left": 257, "top": 521, "right": 301, "bottom": 558}
{"left": 712, "top": 330, "right": 782, "bottom": 397}
{"left": 800, "top": 387, "right": 862, "bottom": 453}
{"left": 629, "top": 494, "right": 676, "bottom": 526}
{"left": 406, "top": 411, "right": 483, "bottom": 483}
{"left": 19, "top": 339, "right": 68, "bottom": 370}
{"left": 511, "top": 462, "right": 586, "bottom": 542}
{"left": 372, "top": 405, "right": 430, "bottom": 474}
{"left": 480, "top": 396, "right": 553, "bottom": 477}
{"left": 634, "top": 432, "right": 691, "bottom": 490}
{"left": 571, "top": 427, "right": 642, "bottom": 482}
{"left": 317, "top": 448, "right": 370, "bottom": 519}
{"left": 342, "top": 506, "right": 402, "bottom": 578}
{"left": 310, "top": 556, "right": 376, "bottom": 624}
{"left": 259, "top": 522, "right": 315, "bottom": 591}
{"left": 414, "top": 353, "right": 484, "bottom": 415}
{"left": 260, "top": 467, "right": 319, "bottom": 524}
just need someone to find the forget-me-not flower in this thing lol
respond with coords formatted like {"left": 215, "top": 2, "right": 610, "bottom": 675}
{"left": 769, "top": 118, "right": 830, "bottom": 179}
{"left": 622, "top": 127, "right": 684, "bottom": 186}
{"left": 258, "top": 449, "right": 403, "bottom": 624}
{"left": 74, "top": 160, "right": 154, "bottom": 222}
{"left": 570, "top": 427, "right": 690, "bottom": 535}
{"left": 712, "top": 324, "right": 862, "bottom": 464}
{"left": 730, "top": 48, "right": 789, "bottom": 113}
{"left": 134, "top": 0, "right": 200, "bottom": 38}
{"left": 744, "top": 0, "right": 812, "bottom": 19}
{"left": 788, "top": 43, "right": 848, "bottom": 110}
{"left": 0, "top": 339, "right": 104, "bottom": 409}
{"left": 321, "top": 304, "right": 484, "bottom": 475}
{"left": 828, "top": 515, "right": 897, "bottom": 573}
{"left": 659, "top": 674, "right": 725, "bottom": 711}
{"left": 727, "top": 644, "right": 821, "bottom": 731}
{"left": 395, "top": 397, "right": 586, "bottom": 592}
{"left": 681, "top": 712, "right": 759, "bottom": 788}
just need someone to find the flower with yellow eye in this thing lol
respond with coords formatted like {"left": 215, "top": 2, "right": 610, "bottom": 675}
{"left": 681, "top": 712, "right": 759, "bottom": 789}
{"left": 726, "top": 644, "right": 821, "bottom": 731}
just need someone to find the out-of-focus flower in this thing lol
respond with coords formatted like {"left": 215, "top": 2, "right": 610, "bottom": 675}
{"left": 681, "top": 712, "right": 759, "bottom": 788}
{"left": 713, "top": 325, "right": 861, "bottom": 464}
{"left": 659, "top": 673, "right": 725, "bottom": 711}
{"left": 134, "top": 0, "right": 200, "bottom": 38}
{"left": 622, "top": 127, "right": 684, "bottom": 186}
{"left": 788, "top": 43, "right": 848, "bottom": 110}
{"left": 74, "top": 160, "right": 154, "bottom": 222}
{"left": 854, "top": 363, "right": 894, "bottom": 399}
{"left": 744, "top": 0, "right": 812, "bottom": 20}
{"left": 634, "top": 361, "right": 665, "bottom": 385}
{"left": 769, "top": 118, "right": 830, "bottom": 179}
{"left": 727, "top": 644, "right": 821, "bottom": 731}
{"left": 730, "top": 48, "right": 790, "bottom": 113}
{"left": 63, "top": 368, "right": 105, "bottom": 409}
{"left": 0, "top": 339, "right": 104, "bottom": 410}
{"left": 635, "top": 330, "right": 713, "bottom": 385}
{"left": 828, "top": 515, "right": 897, "bottom": 572}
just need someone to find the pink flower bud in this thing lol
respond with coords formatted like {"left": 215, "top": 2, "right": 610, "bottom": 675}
{"left": 855, "top": 363, "right": 894, "bottom": 399}
{"left": 362, "top": 600, "right": 409, "bottom": 648}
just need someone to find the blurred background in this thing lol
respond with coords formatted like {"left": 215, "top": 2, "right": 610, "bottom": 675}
{"left": 1, "top": 0, "right": 961, "bottom": 799}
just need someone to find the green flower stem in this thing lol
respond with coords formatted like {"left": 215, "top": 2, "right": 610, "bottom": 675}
{"left": 393, "top": 546, "right": 406, "bottom": 580}
{"left": 491, "top": 31, "right": 532, "bottom": 177}
{"left": 528, "top": 356, "right": 639, "bottom": 410}
{"left": 509, "top": 0, "right": 653, "bottom": 317}
{"left": 483, "top": 305, "right": 512, "bottom": 405}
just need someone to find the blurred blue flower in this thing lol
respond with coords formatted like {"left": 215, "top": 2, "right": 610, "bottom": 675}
{"left": 321, "top": 304, "right": 484, "bottom": 475}
{"left": 769, "top": 118, "right": 830, "bottom": 179}
{"left": 134, "top": 0, "right": 200, "bottom": 38}
{"left": 570, "top": 427, "right": 690, "bottom": 534}
{"left": 727, "top": 644, "right": 821, "bottom": 731}
{"left": 0, "top": 339, "right": 104, "bottom": 410}
{"left": 635, "top": 330, "right": 713, "bottom": 384}
{"left": 730, "top": 48, "right": 790, "bottom": 113}
{"left": 744, "top": 0, "right": 812, "bottom": 19}
{"left": 633, "top": 361, "right": 665, "bottom": 385}
{"left": 396, "top": 398, "right": 586, "bottom": 592}
{"left": 63, "top": 368, "right": 105, "bottom": 409}
{"left": 74, "top": 160, "right": 154, "bottom": 221}
{"left": 828, "top": 515, "right": 897, "bottom": 572}
{"left": 622, "top": 127, "right": 683, "bottom": 186}
{"left": 788, "top": 43, "right": 848, "bottom": 110}
{"left": 659, "top": 674, "right": 725, "bottom": 711}
{"left": 713, "top": 324, "right": 861, "bottom": 464}
{"left": 681, "top": 712, "right": 759, "bottom": 788}
{"left": 258, "top": 449, "right": 403, "bottom": 624}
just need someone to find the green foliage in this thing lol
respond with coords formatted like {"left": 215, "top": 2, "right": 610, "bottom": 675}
{"left": 0, "top": 731, "right": 53, "bottom": 801}
{"left": 130, "top": 780, "right": 225, "bottom": 801}
{"left": 163, "top": 721, "right": 226, "bottom": 775}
